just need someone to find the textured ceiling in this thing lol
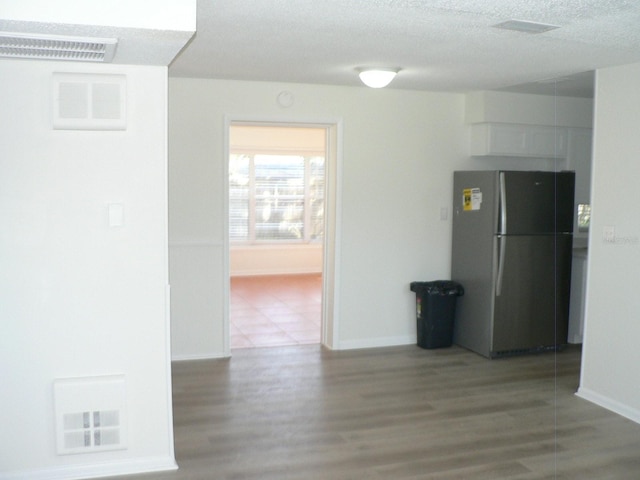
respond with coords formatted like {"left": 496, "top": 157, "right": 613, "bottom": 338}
{"left": 168, "top": 0, "right": 640, "bottom": 97}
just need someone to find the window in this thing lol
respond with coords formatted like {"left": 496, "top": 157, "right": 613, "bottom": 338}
{"left": 229, "top": 153, "right": 325, "bottom": 243}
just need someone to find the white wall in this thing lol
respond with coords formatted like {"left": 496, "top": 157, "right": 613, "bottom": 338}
{"left": 0, "top": 60, "right": 175, "bottom": 479}
{"left": 578, "top": 62, "right": 640, "bottom": 423}
{"left": 230, "top": 244, "right": 323, "bottom": 276}
{"left": 168, "top": 79, "right": 599, "bottom": 360}
{"left": 168, "top": 78, "right": 475, "bottom": 358}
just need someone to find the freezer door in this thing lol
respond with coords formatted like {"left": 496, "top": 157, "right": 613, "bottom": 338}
{"left": 492, "top": 233, "right": 572, "bottom": 355}
{"left": 500, "top": 171, "right": 575, "bottom": 235}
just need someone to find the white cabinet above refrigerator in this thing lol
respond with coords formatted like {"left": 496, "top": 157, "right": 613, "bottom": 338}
{"left": 470, "top": 123, "right": 568, "bottom": 158}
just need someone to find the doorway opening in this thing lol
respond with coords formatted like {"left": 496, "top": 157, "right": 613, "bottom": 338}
{"left": 227, "top": 123, "right": 329, "bottom": 349}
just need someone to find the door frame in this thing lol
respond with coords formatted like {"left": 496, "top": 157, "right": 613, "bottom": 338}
{"left": 222, "top": 115, "right": 343, "bottom": 354}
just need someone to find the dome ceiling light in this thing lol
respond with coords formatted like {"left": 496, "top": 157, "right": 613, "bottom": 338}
{"left": 357, "top": 67, "right": 400, "bottom": 88}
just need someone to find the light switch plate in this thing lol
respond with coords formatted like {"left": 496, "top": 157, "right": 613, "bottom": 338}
{"left": 108, "top": 203, "right": 124, "bottom": 227}
{"left": 603, "top": 225, "right": 615, "bottom": 243}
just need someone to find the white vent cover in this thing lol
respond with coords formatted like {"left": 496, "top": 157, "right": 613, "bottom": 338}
{"left": 0, "top": 32, "right": 117, "bottom": 62}
{"left": 53, "top": 73, "right": 127, "bottom": 130}
{"left": 492, "top": 20, "right": 560, "bottom": 34}
{"left": 53, "top": 375, "right": 127, "bottom": 455}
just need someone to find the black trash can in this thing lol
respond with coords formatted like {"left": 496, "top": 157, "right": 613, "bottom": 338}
{"left": 410, "top": 281, "right": 464, "bottom": 349}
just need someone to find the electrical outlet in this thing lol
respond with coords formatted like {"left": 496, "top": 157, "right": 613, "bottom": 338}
{"left": 108, "top": 203, "right": 124, "bottom": 227}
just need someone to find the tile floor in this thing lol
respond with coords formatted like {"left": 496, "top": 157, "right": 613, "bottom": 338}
{"left": 230, "top": 274, "right": 322, "bottom": 349}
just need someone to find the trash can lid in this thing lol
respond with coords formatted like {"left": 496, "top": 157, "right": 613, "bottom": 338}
{"left": 410, "top": 280, "right": 464, "bottom": 296}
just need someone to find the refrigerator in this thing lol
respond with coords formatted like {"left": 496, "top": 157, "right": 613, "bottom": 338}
{"left": 451, "top": 170, "right": 575, "bottom": 358}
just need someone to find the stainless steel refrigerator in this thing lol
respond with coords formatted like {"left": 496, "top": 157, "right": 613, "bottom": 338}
{"left": 451, "top": 170, "right": 575, "bottom": 358}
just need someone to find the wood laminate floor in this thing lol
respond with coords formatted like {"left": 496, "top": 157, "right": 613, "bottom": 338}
{"left": 113, "top": 345, "right": 640, "bottom": 479}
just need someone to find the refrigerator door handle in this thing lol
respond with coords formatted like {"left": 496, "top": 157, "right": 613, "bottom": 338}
{"left": 499, "top": 172, "right": 507, "bottom": 234}
{"left": 496, "top": 172, "right": 507, "bottom": 297}
{"left": 496, "top": 235, "right": 506, "bottom": 296}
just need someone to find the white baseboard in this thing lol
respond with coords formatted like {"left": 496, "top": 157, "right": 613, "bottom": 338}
{"left": 576, "top": 387, "right": 640, "bottom": 425}
{"left": 231, "top": 268, "right": 322, "bottom": 277}
{"left": 0, "top": 456, "right": 177, "bottom": 480}
{"left": 338, "top": 335, "right": 415, "bottom": 350}
{"left": 172, "top": 336, "right": 417, "bottom": 357}
{"left": 172, "top": 351, "right": 229, "bottom": 362}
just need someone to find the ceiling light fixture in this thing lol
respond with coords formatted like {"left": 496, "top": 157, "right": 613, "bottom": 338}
{"left": 357, "top": 68, "right": 400, "bottom": 88}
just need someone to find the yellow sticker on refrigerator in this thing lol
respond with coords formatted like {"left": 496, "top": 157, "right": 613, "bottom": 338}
{"left": 463, "top": 188, "right": 482, "bottom": 211}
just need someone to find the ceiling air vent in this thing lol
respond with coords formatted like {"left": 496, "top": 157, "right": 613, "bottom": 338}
{"left": 0, "top": 32, "right": 117, "bottom": 62}
{"left": 492, "top": 20, "right": 560, "bottom": 34}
